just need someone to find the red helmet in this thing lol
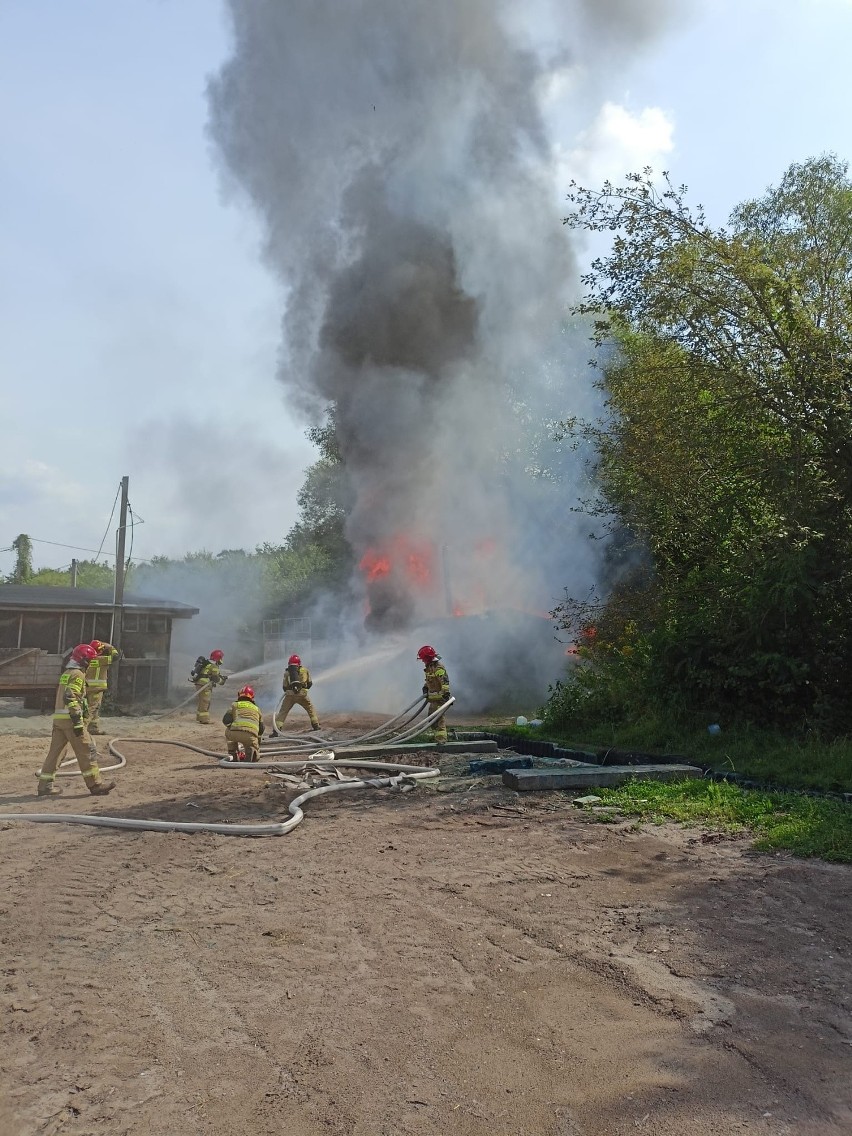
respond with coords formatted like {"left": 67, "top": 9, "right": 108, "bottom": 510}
{"left": 210, "top": 649, "right": 224, "bottom": 662}
{"left": 417, "top": 645, "right": 437, "bottom": 662}
{"left": 238, "top": 685, "right": 255, "bottom": 700}
{"left": 288, "top": 654, "right": 301, "bottom": 666}
{"left": 71, "top": 643, "right": 98, "bottom": 665}
{"left": 90, "top": 640, "right": 104, "bottom": 653}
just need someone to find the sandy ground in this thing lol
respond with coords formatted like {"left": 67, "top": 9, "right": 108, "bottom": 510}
{"left": 0, "top": 708, "right": 850, "bottom": 1136}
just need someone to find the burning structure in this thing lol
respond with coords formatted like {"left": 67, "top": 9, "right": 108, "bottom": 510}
{"left": 207, "top": 2, "right": 677, "bottom": 708}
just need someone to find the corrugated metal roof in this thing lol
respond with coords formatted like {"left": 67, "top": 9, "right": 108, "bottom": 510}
{"left": 0, "top": 585, "right": 199, "bottom": 617}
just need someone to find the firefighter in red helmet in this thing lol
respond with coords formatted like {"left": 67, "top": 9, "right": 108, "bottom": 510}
{"left": 190, "top": 649, "right": 227, "bottom": 724}
{"left": 222, "top": 684, "right": 265, "bottom": 762}
{"left": 277, "top": 654, "right": 321, "bottom": 731}
{"left": 417, "top": 645, "right": 451, "bottom": 744}
{"left": 35, "top": 644, "right": 116, "bottom": 796}
{"left": 85, "top": 639, "right": 119, "bottom": 734}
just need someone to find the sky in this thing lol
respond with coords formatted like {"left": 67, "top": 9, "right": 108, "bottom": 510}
{"left": 2, "top": 0, "right": 851, "bottom": 578}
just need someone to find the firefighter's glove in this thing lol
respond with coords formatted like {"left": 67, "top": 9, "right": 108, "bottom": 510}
{"left": 71, "top": 718, "right": 85, "bottom": 737}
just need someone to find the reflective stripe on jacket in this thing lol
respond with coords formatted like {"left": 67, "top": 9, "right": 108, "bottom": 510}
{"left": 86, "top": 645, "right": 119, "bottom": 691}
{"left": 423, "top": 660, "right": 450, "bottom": 702}
{"left": 283, "top": 665, "right": 312, "bottom": 692}
{"left": 223, "top": 698, "right": 264, "bottom": 735}
{"left": 196, "top": 662, "right": 221, "bottom": 686}
{"left": 53, "top": 663, "right": 88, "bottom": 721}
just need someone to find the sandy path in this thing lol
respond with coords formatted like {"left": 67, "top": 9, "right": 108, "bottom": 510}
{"left": 0, "top": 713, "right": 850, "bottom": 1135}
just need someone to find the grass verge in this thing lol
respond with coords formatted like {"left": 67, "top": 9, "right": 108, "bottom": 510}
{"left": 594, "top": 777, "right": 852, "bottom": 863}
{"left": 492, "top": 719, "right": 852, "bottom": 794}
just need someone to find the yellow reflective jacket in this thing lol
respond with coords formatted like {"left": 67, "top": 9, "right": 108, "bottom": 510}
{"left": 222, "top": 698, "right": 264, "bottom": 736}
{"left": 86, "top": 643, "right": 119, "bottom": 691}
{"left": 283, "top": 665, "right": 312, "bottom": 693}
{"left": 194, "top": 661, "right": 223, "bottom": 687}
{"left": 423, "top": 659, "right": 450, "bottom": 703}
{"left": 53, "top": 663, "right": 88, "bottom": 723}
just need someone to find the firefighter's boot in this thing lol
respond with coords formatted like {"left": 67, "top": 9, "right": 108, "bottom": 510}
{"left": 37, "top": 777, "right": 63, "bottom": 797}
{"left": 89, "top": 780, "right": 116, "bottom": 796}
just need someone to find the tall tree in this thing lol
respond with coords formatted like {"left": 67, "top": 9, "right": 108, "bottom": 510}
{"left": 261, "top": 409, "right": 355, "bottom": 614}
{"left": 560, "top": 156, "right": 852, "bottom": 728}
{"left": 7, "top": 534, "right": 33, "bottom": 583}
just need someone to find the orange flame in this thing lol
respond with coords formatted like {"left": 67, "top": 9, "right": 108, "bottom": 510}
{"left": 359, "top": 550, "right": 391, "bottom": 582}
{"left": 360, "top": 535, "right": 435, "bottom": 591}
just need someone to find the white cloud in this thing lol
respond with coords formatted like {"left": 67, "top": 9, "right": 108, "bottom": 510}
{"left": 0, "top": 459, "right": 100, "bottom": 574}
{"left": 556, "top": 101, "right": 675, "bottom": 190}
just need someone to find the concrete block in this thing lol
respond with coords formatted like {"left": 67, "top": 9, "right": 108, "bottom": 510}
{"left": 502, "top": 763, "right": 701, "bottom": 792}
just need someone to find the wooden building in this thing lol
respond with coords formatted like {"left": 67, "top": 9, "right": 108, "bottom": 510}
{"left": 0, "top": 585, "right": 199, "bottom": 708}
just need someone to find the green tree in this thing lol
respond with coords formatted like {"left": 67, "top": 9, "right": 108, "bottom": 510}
{"left": 7, "top": 534, "right": 33, "bottom": 583}
{"left": 28, "top": 560, "right": 115, "bottom": 588}
{"left": 558, "top": 155, "right": 852, "bottom": 730}
{"left": 261, "top": 409, "right": 355, "bottom": 613}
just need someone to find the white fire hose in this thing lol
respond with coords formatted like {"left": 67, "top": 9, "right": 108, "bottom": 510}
{"left": 4, "top": 699, "right": 445, "bottom": 836}
{"left": 5, "top": 754, "right": 438, "bottom": 837}
{"left": 264, "top": 697, "right": 454, "bottom": 757}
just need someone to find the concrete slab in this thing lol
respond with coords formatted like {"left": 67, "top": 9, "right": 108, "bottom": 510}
{"left": 502, "top": 763, "right": 701, "bottom": 791}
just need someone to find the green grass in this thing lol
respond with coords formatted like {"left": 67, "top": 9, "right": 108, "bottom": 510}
{"left": 490, "top": 717, "right": 852, "bottom": 794}
{"left": 481, "top": 716, "right": 852, "bottom": 862}
{"left": 593, "top": 777, "right": 852, "bottom": 863}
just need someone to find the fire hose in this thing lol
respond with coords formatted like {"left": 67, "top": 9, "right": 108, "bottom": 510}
{"left": 264, "top": 696, "right": 454, "bottom": 756}
{"left": 4, "top": 697, "right": 450, "bottom": 837}
{"left": 6, "top": 744, "right": 438, "bottom": 837}
{"left": 149, "top": 679, "right": 214, "bottom": 719}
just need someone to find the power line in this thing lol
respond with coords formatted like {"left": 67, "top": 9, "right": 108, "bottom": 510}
{"left": 126, "top": 501, "right": 142, "bottom": 568}
{"left": 19, "top": 537, "right": 155, "bottom": 565}
{"left": 30, "top": 537, "right": 117, "bottom": 558}
{"left": 95, "top": 482, "right": 122, "bottom": 561}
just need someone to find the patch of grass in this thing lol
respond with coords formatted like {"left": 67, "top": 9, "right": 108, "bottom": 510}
{"left": 596, "top": 777, "right": 852, "bottom": 863}
{"left": 488, "top": 717, "right": 852, "bottom": 794}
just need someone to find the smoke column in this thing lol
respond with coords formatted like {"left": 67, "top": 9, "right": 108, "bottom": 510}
{"left": 207, "top": 0, "right": 679, "bottom": 707}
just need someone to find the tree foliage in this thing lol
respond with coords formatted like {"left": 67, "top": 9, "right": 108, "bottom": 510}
{"left": 262, "top": 408, "right": 354, "bottom": 612}
{"left": 7, "top": 534, "right": 33, "bottom": 583}
{"left": 555, "top": 155, "right": 852, "bottom": 731}
{"left": 28, "top": 560, "right": 116, "bottom": 589}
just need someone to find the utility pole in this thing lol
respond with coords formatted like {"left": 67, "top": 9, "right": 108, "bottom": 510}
{"left": 70, "top": 559, "right": 78, "bottom": 587}
{"left": 112, "top": 476, "right": 130, "bottom": 654}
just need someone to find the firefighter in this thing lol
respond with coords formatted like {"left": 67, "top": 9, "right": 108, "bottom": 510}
{"left": 222, "top": 685, "right": 265, "bottom": 761}
{"left": 85, "top": 639, "right": 119, "bottom": 735}
{"left": 190, "top": 649, "right": 226, "bottom": 724}
{"left": 417, "top": 644, "right": 451, "bottom": 744}
{"left": 36, "top": 644, "right": 116, "bottom": 797}
{"left": 277, "top": 654, "right": 321, "bottom": 731}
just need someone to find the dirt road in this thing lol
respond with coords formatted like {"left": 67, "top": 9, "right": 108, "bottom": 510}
{"left": 1, "top": 713, "right": 850, "bottom": 1135}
